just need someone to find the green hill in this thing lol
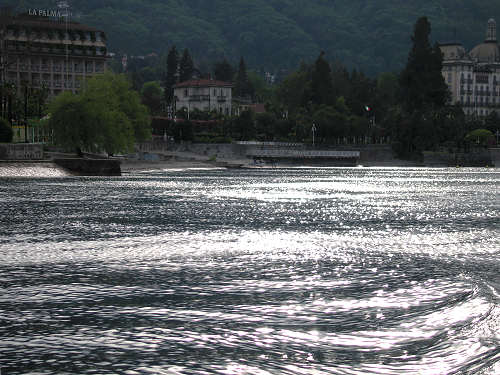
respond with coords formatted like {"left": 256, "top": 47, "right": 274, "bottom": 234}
{"left": 11, "top": 0, "right": 500, "bottom": 75}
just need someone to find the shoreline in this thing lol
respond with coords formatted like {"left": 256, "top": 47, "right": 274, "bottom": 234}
{"left": 1, "top": 151, "right": 498, "bottom": 177}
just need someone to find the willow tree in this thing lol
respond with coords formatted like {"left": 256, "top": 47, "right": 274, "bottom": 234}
{"left": 48, "top": 73, "right": 151, "bottom": 154}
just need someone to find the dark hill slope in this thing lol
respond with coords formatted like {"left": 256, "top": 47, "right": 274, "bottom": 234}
{"left": 12, "top": 0, "right": 500, "bottom": 75}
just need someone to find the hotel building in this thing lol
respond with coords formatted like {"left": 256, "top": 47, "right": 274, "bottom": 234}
{"left": 440, "top": 19, "right": 500, "bottom": 117}
{"left": 0, "top": 9, "right": 108, "bottom": 97}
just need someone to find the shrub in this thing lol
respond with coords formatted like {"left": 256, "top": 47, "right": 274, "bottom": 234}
{"left": 465, "top": 129, "right": 494, "bottom": 147}
{"left": 0, "top": 118, "right": 13, "bottom": 143}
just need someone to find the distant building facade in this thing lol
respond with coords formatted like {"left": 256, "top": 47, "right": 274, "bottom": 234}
{"left": 0, "top": 10, "right": 108, "bottom": 97}
{"left": 173, "top": 79, "right": 232, "bottom": 116}
{"left": 440, "top": 19, "right": 500, "bottom": 117}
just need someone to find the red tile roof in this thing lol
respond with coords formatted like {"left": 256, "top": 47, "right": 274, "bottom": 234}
{"left": 174, "top": 79, "right": 233, "bottom": 88}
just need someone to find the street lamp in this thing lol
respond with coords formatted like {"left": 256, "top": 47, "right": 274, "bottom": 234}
{"left": 311, "top": 123, "right": 317, "bottom": 147}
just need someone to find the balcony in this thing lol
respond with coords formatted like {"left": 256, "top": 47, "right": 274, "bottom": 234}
{"left": 217, "top": 95, "right": 227, "bottom": 102}
{"left": 189, "top": 95, "right": 210, "bottom": 102}
{"left": 53, "top": 65, "right": 62, "bottom": 72}
{"left": 74, "top": 67, "right": 84, "bottom": 73}
{"left": 31, "top": 65, "right": 40, "bottom": 72}
{"left": 86, "top": 67, "right": 94, "bottom": 73}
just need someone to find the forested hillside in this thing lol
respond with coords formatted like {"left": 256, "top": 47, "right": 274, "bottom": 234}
{"left": 9, "top": 0, "right": 500, "bottom": 75}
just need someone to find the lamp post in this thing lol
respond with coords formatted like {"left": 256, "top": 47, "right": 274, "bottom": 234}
{"left": 311, "top": 123, "right": 317, "bottom": 147}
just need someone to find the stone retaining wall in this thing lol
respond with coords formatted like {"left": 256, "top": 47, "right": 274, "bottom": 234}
{"left": 53, "top": 158, "right": 121, "bottom": 176}
{"left": 0, "top": 143, "right": 44, "bottom": 160}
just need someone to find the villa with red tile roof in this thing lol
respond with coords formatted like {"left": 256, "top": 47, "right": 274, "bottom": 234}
{"left": 173, "top": 79, "right": 232, "bottom": 116}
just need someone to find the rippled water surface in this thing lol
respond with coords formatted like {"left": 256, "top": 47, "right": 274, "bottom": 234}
{"left": 0, "top": 167, "right": 499, "bottom": 375}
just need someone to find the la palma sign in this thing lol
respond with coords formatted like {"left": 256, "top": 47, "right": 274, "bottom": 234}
{"left": 28, "top": 9, "right": 71, "bottom": 18}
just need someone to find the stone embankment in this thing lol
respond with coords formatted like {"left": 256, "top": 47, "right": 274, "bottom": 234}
{"left": 0, "top": 143, "right": 122, "bottom": 176}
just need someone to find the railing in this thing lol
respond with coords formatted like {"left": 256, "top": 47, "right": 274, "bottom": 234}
{"left": 217, "top": 95, "right": 227, "bottom": 102}
{"left": 247, "top": 149, "right": 361, "bottom": 159}
{"left": 41, "top": 65, "right": 50, "bottom": 72}
{"left": 74, "top": 67, "right": 84, "bottom": 73}
{"left": 86, "top": 67, "right": 94, "bottom": 73}
{"left": 189, "top": 95, "right": 210, "bottom": 102}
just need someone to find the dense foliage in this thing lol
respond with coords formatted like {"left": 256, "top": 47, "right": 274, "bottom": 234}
{"left": 48, "top": 73, "right": 151, "bottom": 154}
{"left": 0, "top": 117, "right": 13, "bottom": 142}
{"left": 12, "top": 0, "right": 500, "bottom": 75}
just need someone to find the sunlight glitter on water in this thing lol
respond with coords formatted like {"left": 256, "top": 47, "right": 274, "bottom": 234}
{"left": 0, "top": 168, "right": 498, "bottom": 375}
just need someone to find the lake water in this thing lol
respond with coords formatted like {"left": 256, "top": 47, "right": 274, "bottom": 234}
{"left": 0, "top": 167, "right": 499, "bottom": 375}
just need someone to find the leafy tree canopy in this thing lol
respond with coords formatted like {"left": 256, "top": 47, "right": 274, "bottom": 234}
{"left": 0, "top": 118, "right": 13, "bottom": 143}
{"left": 48, "top": 73, "right": 151, "bottom": 154}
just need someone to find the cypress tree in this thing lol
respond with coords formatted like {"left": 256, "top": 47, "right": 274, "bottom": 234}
{"left": 396, "top": 17, "right": 450, "bottom": 157}
{"left": 164, "top": 46, "right": 179, "bottom": 105}
{"left": 234, "top": 57, "right": 253, "bottom": 99}
{"left": 214, "top": 58, "right": 234, "bottom": 82}
{"left": 399, "top": 17, "right": 449, "bottom": 112}
{"left": 179, "top": 48, "right": 194, "bottom": 83}
{"left": 311, "top": 51, "right": 334, "bottom": 106}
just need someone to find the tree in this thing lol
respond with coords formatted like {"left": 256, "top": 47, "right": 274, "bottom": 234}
{"left": 393, "top": 17, "right": 450, "bottom": 157}
{"left": 234, "top": 57, "right": 253, "bottom": 99}
{"left": 311, "top": 51, "right": 334, "bottom": 106}
{"left": 48, "top": 73, "right": 151, "bottom": 154}
{"left": 233, "top": 109, "right": 255, "bottom": 140}
{"left": 179, "top": 48, "right": 194, "bottom": 82}
{"left": 214, "top": 58, "right": 233, "bottom": 82}
{"left": 276, "top": 70, "right": 309, "bottom": 115}
{"left": 255, "top": 112, "right": 276, "bottom": 140}
{"left": 313, "top": 105, "right": 348, "bottom": 143}
{"left": 0, "top": 117, "right": 12, "bottom": 142}
{"left": 164, "top": 46, "right": 179, "bottom": 105}
{"left": 484, "top": 111, "right": 500, "bottom": 134}
{"left": 141, "top": 81, "right": 163, "bottom": 115}
{"left": 465, "top": 129, "right": 495, "bottom": 147}
{"left": 399, "top": 17, "right": 449, "bottom": 112}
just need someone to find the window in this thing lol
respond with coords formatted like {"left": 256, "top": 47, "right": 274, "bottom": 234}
{"left": 184, "top": 89, "right": 188, "bottom": 97}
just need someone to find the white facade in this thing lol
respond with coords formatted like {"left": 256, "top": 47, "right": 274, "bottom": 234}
{"left": 173, "top": 79, "right": 232, "bottom": 116}
{"left": 440, "top": 19, "right": 500, "bottom": 117}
